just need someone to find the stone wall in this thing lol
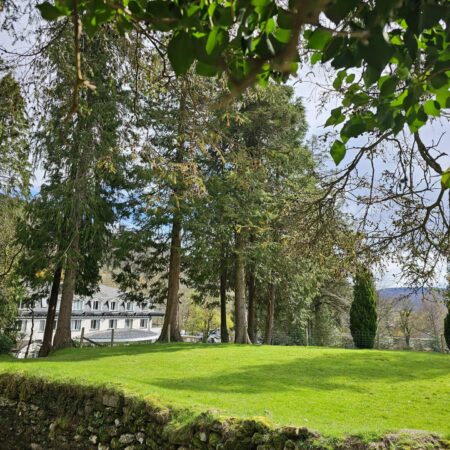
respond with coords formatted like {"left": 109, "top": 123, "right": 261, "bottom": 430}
{"left": 0, "top": 374, "right": 448, "bottom": 450}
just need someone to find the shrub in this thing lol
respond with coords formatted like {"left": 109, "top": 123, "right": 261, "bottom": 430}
{"left": 350, "top": 268, "right": 377, "bottom": 349}
{"left": 444, "top": 306, "right": 450, "bottom": 351}
{"left": 0, "top": 333, "right": 14, "bottom": 354}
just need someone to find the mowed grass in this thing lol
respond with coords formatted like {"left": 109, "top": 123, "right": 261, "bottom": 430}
{"left": 1, "top": 344, "right": 449, "bottom": 438}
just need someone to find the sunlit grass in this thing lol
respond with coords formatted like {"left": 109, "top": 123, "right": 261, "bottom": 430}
{"left": 1, "top": 343, "right": 449, "bottom": 438}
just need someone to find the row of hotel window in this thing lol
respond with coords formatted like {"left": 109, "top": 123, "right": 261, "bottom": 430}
{"left": 20, "top": 318, "right": 150, "bottom": 333}
{"left": 24, "top": 299, "right": 148, "bottom": 312}
{"left": 70, "top": 318, "right": 150, "bottom": 331}
{"left": 71, "top": 300, "right": 141, "bottom": 311}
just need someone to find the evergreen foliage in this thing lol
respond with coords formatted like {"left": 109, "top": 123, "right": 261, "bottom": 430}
{"left": 350, "top": 269, "right": 378, "bottom": 349}
{"left": 0, "top": 72, "right": 29, "bottom": 196}
{"left": 444, "top": 307, "right": 450, "bottom": 351}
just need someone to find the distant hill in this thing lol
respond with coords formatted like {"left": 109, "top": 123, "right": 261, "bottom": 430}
{"left": 377, "top": 287, "right": 444, "bottom": 309}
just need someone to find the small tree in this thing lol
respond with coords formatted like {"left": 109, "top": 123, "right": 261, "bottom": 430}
{"left": 350, "top": 268, "right": 377, "bottom": 349}
{"left": 444, "top": 306, "right": 450, "bottom": 351}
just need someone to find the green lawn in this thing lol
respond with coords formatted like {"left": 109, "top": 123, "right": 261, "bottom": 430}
{"left": 1, "top": 344, "right": 449, "bottom": 438}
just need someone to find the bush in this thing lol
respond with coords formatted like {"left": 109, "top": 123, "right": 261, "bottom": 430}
{"left": 350, "top": 268, "right": 377, "bottom": 349}
{"left": 444, "top": 307, "right": 450, "bottom": 351}
{"left": 0, "top": 333, "right": 14, "bottom": 354}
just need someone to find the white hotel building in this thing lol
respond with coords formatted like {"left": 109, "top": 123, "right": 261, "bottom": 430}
{"left": 17, "top": 285, "right": 165, "bottom": 353}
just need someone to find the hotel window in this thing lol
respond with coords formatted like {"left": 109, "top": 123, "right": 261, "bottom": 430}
{"left": 125, "top": 302, "right": 133, "bottom": 311}
{"left": 72, "top": 300, "right": 83, "bottom": 311}
{"left": 39, "top": 320, "right": 46, "bottom": 332}
{"left": 141, "top": 302, "right": 147, "bottom": 311}
{"left": 20, "top": 320, "right": 27, "bottom": 332}
{"left": 125, "top": 319, "right": 133, "bottom": 329}
{"left": 108, "top": 319, "right": 117, "bottom": 329}
{"left": 110, "top": 301, "right": 117, "bottom": 311}
{"left": 92, "top": 300, "right": 100, "bottom": 311}
{"left": 40, "top": 299, "right": 47, "bottom": 308}
{"left": 140, "top": 319, "right": 148, "bottom": 329}
{"left": 90, "top": 319, "right": 100, "bottom": 330}
{"left": 71, "top": 320, "right": 81, "bottom": 331}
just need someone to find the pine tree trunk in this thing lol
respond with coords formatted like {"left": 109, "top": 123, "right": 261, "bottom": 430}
{"left": 264, "top": 283, "right": 275, "bottom": 345}
{"left": 234, "top": 231, "right": 248, "bottom": 344}
{"left": 157, "top": 82, "right": 188, "bottom": 344}
{"left": 247, "top": 272, "right": 257, "bottom": 343}
{"left": 158, "top": 214, "right": 183, "bottom": 342}
{"left": 52, "top": 264, "right": 77, "bottom": 350}
{"left": 38, "top": 265, "right": 62, "bottom": 357}
{"left": 219, "top": 250, "right": 229, "bottom": 343}
{"left": 52, "top": 164, "right": 83, "bottom": 350}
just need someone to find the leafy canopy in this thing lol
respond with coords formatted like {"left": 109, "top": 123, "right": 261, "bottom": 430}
{"left": 36, "top": 0, "right": 450, "bottom": 186}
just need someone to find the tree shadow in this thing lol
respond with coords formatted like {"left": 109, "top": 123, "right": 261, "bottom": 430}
{"left": 6, "top": 342, "right": 202, "bottom": 363}
{"left": 141, "top": 349, "right": 450, "bottom": 395}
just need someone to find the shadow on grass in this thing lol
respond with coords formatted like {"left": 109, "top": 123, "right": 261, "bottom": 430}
{"left": 7, "top": 342, "right": 202, "bottom": 364}
{"left": 126, "top": 348, "right": 450, "bottom": 395}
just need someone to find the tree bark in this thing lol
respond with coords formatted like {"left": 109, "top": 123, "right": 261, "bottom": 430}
{"left": 234, "top": 231, "right": 248, "bottom": 343}
{"left": 264, "top": 283, "right": 275, "bottom": 345}
{"left": 158, "top": 82, "right": 188, "bottom": 344}
{"left": 38, "top": 265, "right": 62, "bottom": 357}
{"left": 219, "top": 249, "right": 229, "bottom": 343}
{"left": 247, "top": 272, "right": 257, "bottom": 343}
{"left": 158, "top": 213, "right": 183, "bottom": 342}
{"left": 52, "top": 264, "right": 77, "bottom": 350}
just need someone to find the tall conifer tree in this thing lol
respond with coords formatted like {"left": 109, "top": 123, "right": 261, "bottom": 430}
{"left": 350, "top": 268, "right": 378, "bottom": 349}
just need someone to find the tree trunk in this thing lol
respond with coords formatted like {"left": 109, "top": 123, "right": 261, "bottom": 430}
{"left": 264, "top": 283, "right": 275, "bottom": 345}
{"left": 234, "top": 231, "right": 248, "bottom": 344}
{"left": 158, "top": 212, "right": 183, "bottom": 342}
{"left": 52, "top": 264, "right": 77, "bottom": 350}
{"left": 219, "top": 251, "right": 229, "bottom": 343}
{"left": 38, "top": 265, "right": 62, "bottom": 357}
{"left": 157, "top": 82, "right": 187, "bottom": 344}
{"left": 247, "top": 272, "right": 257, "bottom": 343}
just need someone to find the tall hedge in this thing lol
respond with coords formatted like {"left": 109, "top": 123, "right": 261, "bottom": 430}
{"left": 350, "top": 268, "right": 378, "bottom": 349}
{"left": 444, "top": 306, "right": 450, "bottom": 351}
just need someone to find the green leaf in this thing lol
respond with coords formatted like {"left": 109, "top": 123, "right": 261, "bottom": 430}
{"left": 325, "top": 107, "right": 345, "bottom": 127}
{"left": 37, "top": 2, "right": 64, "bottom": 20}
{"left": 430, "top": 72, "right": 448, "bottom": 90}
{"left": 333, "top": 70, "right": 346, "bottom": 90}
{"left": 273, "top": 28, "right": 291, "bottom": 44}
{"left": 206, "top": 27, "right": 219, "bottom": 55}
{"left": 308, "top": 27, "right": 332, "bottom": 51}
{"left": 363, "top": 66, "right": 382, "bottom": 86}
{"left": 441, "top": 171, "right": 450, "bottom": 189}
{"left": 423, "top": 99, "right": 440, "bottom": 117}
{"left": 196, "top": 61, "right": 218, "bottom": 77}
{"left": 167, "top": 33, "right": 195, "bottom": 75}
{"left": 330, "top": 140, "right": 346, "bottom": 165}
{"left": 325, "top": 0, "right": 358, "bottom": 24}
{"left": 360, "top": 30, "right": 393, "bottom": 71}
{"left": 277, "top": 9, "right": 295, "bottom": 29}
{"left": 322, "top": 37, "right": 344, "bottom": 62}
{"left": 341, "top": 116, "right": 366, "bottom": 142}
{"left": 310, "top": 52, "right": 321, "bottom": 64}
{"left": 379, "top": 76, "right": 397, "bottom": 96}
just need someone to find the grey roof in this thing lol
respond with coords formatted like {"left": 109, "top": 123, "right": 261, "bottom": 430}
{"left": 84, "top": 328, "right": 159, "bottom": 342}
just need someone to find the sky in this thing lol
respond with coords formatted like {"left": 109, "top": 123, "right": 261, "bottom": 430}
{"left": 293, "top": 66, "right": 449, "bottom": 289}
{"left": 1, "top": 7, "right": 448, "bottom": 289}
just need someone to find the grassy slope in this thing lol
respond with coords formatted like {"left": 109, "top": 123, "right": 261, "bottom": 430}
{"left": 0, "top": 344, "right": 449, "bottom": 439}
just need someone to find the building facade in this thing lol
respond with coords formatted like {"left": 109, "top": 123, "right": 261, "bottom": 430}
{"left": 17, "top": 285, "right": 165, "bottom": 355}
